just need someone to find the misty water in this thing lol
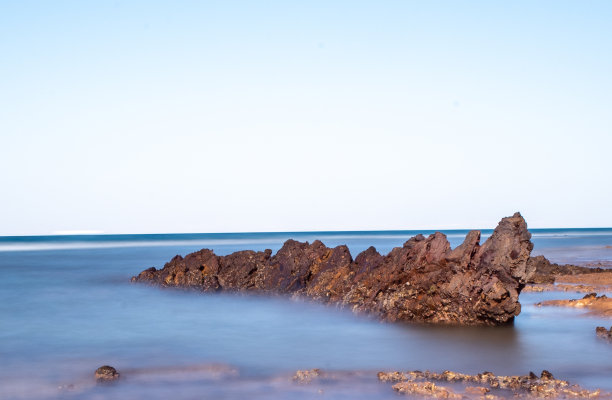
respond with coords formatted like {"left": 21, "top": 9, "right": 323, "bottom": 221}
{"left": 1, "top": 229, "right": 612, "bottom": 399}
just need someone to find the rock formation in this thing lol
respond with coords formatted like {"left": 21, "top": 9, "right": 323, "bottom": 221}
{"left": 132, "top": 212, "right": 535, "bottom": 325}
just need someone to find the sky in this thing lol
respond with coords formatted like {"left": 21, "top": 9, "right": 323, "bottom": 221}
{"left": 1, "top": 1, "right": 611, "bottom": 235}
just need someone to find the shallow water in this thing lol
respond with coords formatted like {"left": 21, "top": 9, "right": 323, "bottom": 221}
{"left": 1, "top": 229, "right": 612, "bottom": 399}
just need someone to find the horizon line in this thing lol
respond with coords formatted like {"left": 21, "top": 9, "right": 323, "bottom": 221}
{"left": 2, "top": 226, "right": 612, "bottom": 238}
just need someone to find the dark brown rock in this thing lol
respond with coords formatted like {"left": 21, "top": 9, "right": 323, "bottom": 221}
{"left": 132, "top": 213, "right": 535, "bottom": 325}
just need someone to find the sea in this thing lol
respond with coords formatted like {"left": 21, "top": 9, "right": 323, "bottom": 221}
{"left": 1, "top": 228, "right": 612, "bottom": 399}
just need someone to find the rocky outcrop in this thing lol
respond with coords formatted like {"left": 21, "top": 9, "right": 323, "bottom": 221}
{"left": 132, "top": 212, "right": 534, "bottom": 325}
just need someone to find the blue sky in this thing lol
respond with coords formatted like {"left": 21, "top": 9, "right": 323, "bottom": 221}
{"left": 1, "top": 1, "right": 611, "bottom": 235}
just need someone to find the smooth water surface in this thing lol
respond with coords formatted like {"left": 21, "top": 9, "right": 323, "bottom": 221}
{"left": 1, "top": 229, "right": 612, "bottom": 399}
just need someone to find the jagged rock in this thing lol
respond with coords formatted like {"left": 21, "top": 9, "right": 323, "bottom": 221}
{"left": 132, "top": 213, "right": 534, "bottom": 325}
{"left": 94, "top": 365, "right": 119, "bottom": 382}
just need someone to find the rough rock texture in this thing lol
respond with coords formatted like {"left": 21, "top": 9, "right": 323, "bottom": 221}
{"left": 132, "top": 213, "right": 534, "bottom": 325}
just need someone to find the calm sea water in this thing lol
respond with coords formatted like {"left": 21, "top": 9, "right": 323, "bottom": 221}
{"left": 1, "top": 229, "right": 612, "bottom": 399}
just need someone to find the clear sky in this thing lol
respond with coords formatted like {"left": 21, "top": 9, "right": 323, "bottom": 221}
{"left": 1, "top": 1, "right": 611, "bottom": 235}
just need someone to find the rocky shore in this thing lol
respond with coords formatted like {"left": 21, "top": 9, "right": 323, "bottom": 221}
{"left": 377, "top": 369, "right": 605, "bottom": 398}
{"left": 295, "top": 368, "right": 607, "bottom": 399}
{"left": 132, "top": 212, "right": 535, "bottom": 325}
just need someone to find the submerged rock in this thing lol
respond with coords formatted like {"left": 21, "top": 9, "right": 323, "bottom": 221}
{"left": 95, "top": 365, "right": 119, "bottom": 382}
{"left": 132, "top": 213, "right": 534, "bottom": 325}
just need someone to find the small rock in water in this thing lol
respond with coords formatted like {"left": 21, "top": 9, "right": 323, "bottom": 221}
{"left": 95, "top": 365, "right": 120, "bottom": 383}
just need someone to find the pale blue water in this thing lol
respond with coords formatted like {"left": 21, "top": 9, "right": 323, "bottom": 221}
{"left": 1, "top": 229, "right": 612, "bottom": 399}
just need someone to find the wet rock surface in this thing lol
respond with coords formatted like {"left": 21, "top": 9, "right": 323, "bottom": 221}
{"left": 132, "top": 213, "right": 534, "bottom": 325}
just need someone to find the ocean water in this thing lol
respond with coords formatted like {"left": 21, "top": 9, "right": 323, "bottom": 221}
{"left": 1, "top": 229, "right": 612, "bottom": 399}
